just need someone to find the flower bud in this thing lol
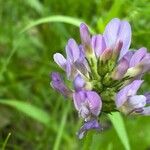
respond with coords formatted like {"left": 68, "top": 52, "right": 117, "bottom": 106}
{"left": 113, "top": 40, "right": 123, "bottom": 59}
{"left": 51, "top": 72, "right": 72, "bottom": 98}
{"left": 112, "top": 58, "right": 129, "bottom": 80}
{"left": 80, "top": 23, "right": 92, "bottom": 55}
{"left": 100, "top": 48, "right": 112, "bottom": 62}
{"left": 73, "top": 75, "right": 85, "bottom": 91}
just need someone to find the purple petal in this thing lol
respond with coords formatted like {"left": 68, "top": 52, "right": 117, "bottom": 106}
{"left": 80, "top": 23, "right": 92, "bottom": 54}
{"left": 77, "top": 119, "right": 101, "bottom": 139}
{"left": 51, "top": 72, "right": 72, "bottom": 97}
{"left": 117, "top": 21, "right": 132, "bottom": 58}
{"left": 144, "top": 92, "right": 150, "bottom": 104}
{"left": 65, "top": 39, "right": 80, "bottom": 62}
{"left": 139, "top": 54, "right": 150, "bottom": 73}
{"left": 113, "top": 58, "right": 129, "bottom": 80}
{"left": 129, "top": 47, "right": 147, "bottom": 67}
{"left": 104, "top": 18, "right": 120, "bottom": 48}
{"left": 142, "top": 106, "right": 150, "bottom": 115}
{"left": 128, "top": 80, "right": 143, "bottom": 95}
{"left": 103, "top": 18, "right": 131, "bottom": 59}
{"left": 73, "top": 91, "right": 86, "bottom": 111}
{"left": 86, "top": 91, "right": 102, "bottom": 116}
{"left": 100, "top": 48, "right": 112, "bottom": 62}
{"left": 73, "top": 91, "right": 102, "bottom": 116}
{"left": 78, "top": 45, "right": 86, "bottom": 61}
{"left": 128, "top": 95, "right": 146, "bottom": 109}
{"left": 74, "top": 61, "right": 88, "bottom": 75}
{"left": 121, "top": 50, "right": 134, "bottom": 63}
{"left": 80, "top": 23, "right": 91, "bottom": 44}
{"left": 116, "top": 80, "right": 143, "bottom": 107}
{"left": 65, "top": 62, "right": 72, "bottom": 77}
{"left": 73, "top": 75, "right": 85, "bottom": 91}
{"left": 113, "top": 40, "right": 123, "bottom": 57}
{"left": 53, "top": 53, "right": 66, "bottom": 69}
{"left": 91, "top": 35, "right": 106, "bottom": 57}
{"left": 65, "top": 62, "right": 77, "bottom": 79}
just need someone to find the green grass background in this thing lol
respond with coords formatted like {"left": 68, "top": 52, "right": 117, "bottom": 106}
{"left": 0, "top": 0, "right": 150, "bottom": 149}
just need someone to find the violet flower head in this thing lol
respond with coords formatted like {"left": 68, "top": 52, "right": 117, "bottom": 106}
{"left": 51, "top": 18, "right": 150, "bottom": 139}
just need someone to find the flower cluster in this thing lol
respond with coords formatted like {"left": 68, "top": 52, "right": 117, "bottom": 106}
{"left": 51, "top": 18, "right": 150, "bottom": 139}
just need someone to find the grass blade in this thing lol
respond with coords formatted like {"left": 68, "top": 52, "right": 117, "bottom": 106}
{"left": 53, "top": 103, "right": 70, "bottom": 150}
{"left": 0, "top": 99, "right": 50, "bottom": 126}
{"left": 21, "top": 15, "right": 82, "bottom": 33}
{"left": 108, "top": 112, "right": 130, "bottom": 150}
{"left": 21, "top": 15, "right": 95, "bottom": 34}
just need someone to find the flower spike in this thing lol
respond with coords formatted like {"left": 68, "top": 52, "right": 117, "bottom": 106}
{"left": 51, "top": 18, "right": 150, "bottom": 138}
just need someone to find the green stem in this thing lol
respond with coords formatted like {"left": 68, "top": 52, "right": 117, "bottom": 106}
{"left": 2, "top": 133, "right": 11, "bottom": 150}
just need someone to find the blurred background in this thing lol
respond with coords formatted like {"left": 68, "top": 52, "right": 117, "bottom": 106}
{"left": 0, "top": 0, "right": 150, "bottom": 149}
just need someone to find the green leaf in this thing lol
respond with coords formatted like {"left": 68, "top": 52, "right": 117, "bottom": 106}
{"left": 108, "top": 112, "right": 130, "bottom": 150}
{"left": 0, "top": 99, "right": 50, "bottom": 126}
{"left": 21, "top": 15, "right": 95, "bottom": 34}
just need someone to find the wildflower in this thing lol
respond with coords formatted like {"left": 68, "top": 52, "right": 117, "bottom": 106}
{"left": 116, "top": 80, "right": 149, "bottom": 115}
{"left": 51, "top": 18, "right": 150, "bottom": 139}
{"left": 51, "top": 72, "right": 72, "bottom": 98}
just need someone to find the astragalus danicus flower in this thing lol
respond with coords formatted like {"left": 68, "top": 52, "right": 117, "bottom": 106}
{"left": 51, "top": 18, "right": 150, "bottom": 139}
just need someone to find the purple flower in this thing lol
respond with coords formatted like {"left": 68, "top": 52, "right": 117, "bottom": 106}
{"left": 144, "top": 92, "right": 150, "bottom": 104}
{"left": 73, "top": 90, "right": 102, "bottom": 121}
{"left": 91, "top": 35, "right": 106, "bottom": 57}
{"left": 66, "top": 39, "right": 80, "bottom": 62}
{"left": 51, "top": 18, "right": 150, "bottom": 138}
{"left": 100, "top": 48, "right": 112, "bottom": 62}
{"left": 116, "top": 80, "right": 143, "bottom": 108}
{"left": 112, "top": 57, "right": 129, "bottom": 80}
{"left": 122, "top": 48, "right": 150, "bottom": 78}
{"left": 80, "top": 23, "right": 92, "bottom": 55}
{"left": 53, "top": 53, "right": 67, "bottom": 70}
{"left": 77, "top": 119, "right": 101, "bottom": 139}
{"left": 116, "top": 80, "right": 149, "bottom": 115}
{"left": 73, "top": 75, "right": 85, "bottom": 91}
{"left": 103, "top": 18, "right": 131, "bottom": 59}
{"left": 129, "top": 48, "right": 147, "bottom": 67}
{"left": 54, "top": 39, "right": 88, "bottom": 79}
{"left": 51, "top": 72, "right": 72, "bottom": 97}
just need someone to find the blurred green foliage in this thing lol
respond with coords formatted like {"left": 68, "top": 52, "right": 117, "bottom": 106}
{"left": 0, "top": 0, "right": 150, "bottom": 149}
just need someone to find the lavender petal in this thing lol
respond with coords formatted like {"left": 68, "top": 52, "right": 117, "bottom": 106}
{"left": 51, "top": 72, "right": 72, "bottom": 97}
{"left": 65, "top": 39, "right": 80, "bottom": 62}
{"left": 116, "top": 80, "right": 143, "bottom": 107}
{"left": 128, "top": 95, "right": 146, "bottom": 109}
{"left": 80, "top": 23, "right": 92, "bottom": 54}
{"left": 73, "top": 91, "right": 102, "bottom": 117}
{"left": 77, "top": 119, "right": 101, "bottom": 139}
{"left": 113, "top": 58, "right": 129, "bottom": 80}
{"left": 122, "top": 50, "right": 135, "bottom": 63}
{"left": 142, "top": 106, "right": 150, "bottom": 116}
{"left": 144, "top": 92, "right": 150, "bottom": 104}
{"left": 103, "top": 18, "right": 131, "bottom": 59}
{"left": 86, "top": 91, "right": 102, "bottom": 116}
{"left": 91, "top": 35, "right": 106, "bottom": 57}
{"left": 53, "top": 53, "right": 66, "bottom": 69}
{"left": 129, "top": 47, "right": 147, "bottom": 67}
{"left": 73, "top": 75, "right": 85, "bottom": 91}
